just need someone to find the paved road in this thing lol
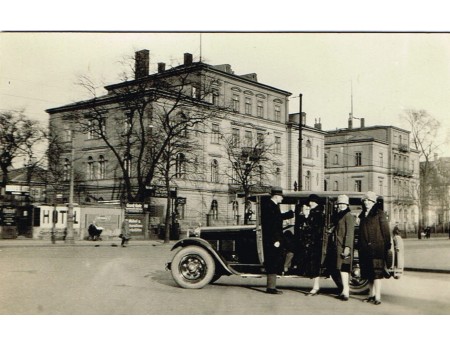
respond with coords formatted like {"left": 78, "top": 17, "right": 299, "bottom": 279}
{"left": 1, "top": 240, "right": 449, "bottom": 315}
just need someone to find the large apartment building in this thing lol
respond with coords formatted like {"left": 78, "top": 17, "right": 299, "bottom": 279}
{"left": 325, "top": 116, "right": 420, "bottom": 233}
{"left": 46, "top": 50, "right": 325, "bottom": 232}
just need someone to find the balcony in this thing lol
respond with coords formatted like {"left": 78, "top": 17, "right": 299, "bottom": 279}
{"left": 397, "top": 143, "right": 409, "bottom": 152}
{"left": 392, "top": 196, "right": 416, "bottom": 205}
{"left": 393, "top": 168, "right": 414, "bottom": 177}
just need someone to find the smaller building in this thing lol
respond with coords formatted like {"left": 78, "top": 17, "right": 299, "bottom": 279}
{"left": 325, "top": 117, "right": 420, "bottom": 233}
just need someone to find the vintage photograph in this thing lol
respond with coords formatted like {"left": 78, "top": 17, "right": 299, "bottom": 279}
{"left": 1, "top": 31, "right": 449, "bottom": 318}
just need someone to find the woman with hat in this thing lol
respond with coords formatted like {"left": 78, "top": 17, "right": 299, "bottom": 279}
{"left": 358, "top": 191, "right": 392, "bottom": 305}
{"left": 328, "top": 194, "right": 355, "bottom": 301}
{"left": 301, "top": 194, "right": 325, "bottom": 296}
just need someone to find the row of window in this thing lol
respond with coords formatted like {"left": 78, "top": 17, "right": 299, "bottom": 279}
{"left": 325, "top": 151, "right": 365, "bottom": 167}
{"left": 324, "top": 179, "right": 384, "bottom": 195}
{"left": 232, "top": 94, "right": 282, "bottom": 121}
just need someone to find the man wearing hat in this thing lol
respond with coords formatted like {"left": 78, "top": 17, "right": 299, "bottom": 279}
{"left": 261, "top": 186, "right": 294, "bottom": 294}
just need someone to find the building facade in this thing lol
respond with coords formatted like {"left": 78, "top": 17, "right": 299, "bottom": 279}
{"left": 46, "top": 50, "right": 326, "bottom": 233}
{"left": 325, "top": 119, "right": 420, "bottom": 233}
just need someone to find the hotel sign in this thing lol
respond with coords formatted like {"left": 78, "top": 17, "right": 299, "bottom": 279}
{"left": 5, "top": 185, "right": 30, "bottom": 196}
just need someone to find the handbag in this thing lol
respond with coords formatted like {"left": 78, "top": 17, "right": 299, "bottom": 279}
{"left": 384, "top": 249, "right": 393, "bottom": 279}
{"left": 385, "top": 248, "right": 393, "bottom": 267}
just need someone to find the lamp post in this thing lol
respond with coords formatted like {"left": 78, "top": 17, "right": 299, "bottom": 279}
{"left": 65, "top": 136, "right": 75, "bottom": 244}
{"left": 298, "top": 93, "right": 303, "bottom": 191}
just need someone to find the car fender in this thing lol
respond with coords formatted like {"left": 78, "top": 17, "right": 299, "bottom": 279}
{"left": 170, "top": 238, "right": 235, "bottom": 275}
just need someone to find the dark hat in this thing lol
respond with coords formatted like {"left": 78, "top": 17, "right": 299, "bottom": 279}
{"left": 308, "top": 194, "right": 321, "bottom": 204}
{"left": 270, "top": 186, "right": 283, "bottom": 196}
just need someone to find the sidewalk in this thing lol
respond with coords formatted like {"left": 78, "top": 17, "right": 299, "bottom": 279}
{"left": 1, "top": 236, "right": 449, "bottom": 273}
{"left": 0, "top": 238, "right": 168, "bottom": 248}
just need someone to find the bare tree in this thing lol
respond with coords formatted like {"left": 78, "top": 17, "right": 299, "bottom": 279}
{"left": 153, "top": 111, "right": 208, "bottom": 243}
{"left": 222, "top": 130, "right": 277, "bottom": 224}
{"left": 41, "top": 128, "right": 86, "bottom": 203}
{"left": 401, "top": 109, "right": 442, "bottom": 233}
{"left": 428, "top": 157, "right": 450, "bottom": 233}
{"left": 0, "top": 110, "right": 45, "bottom": 187}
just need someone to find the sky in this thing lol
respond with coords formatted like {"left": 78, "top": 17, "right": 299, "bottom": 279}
{"left": 2, "top": 31, "right": 450, "bottom": 159}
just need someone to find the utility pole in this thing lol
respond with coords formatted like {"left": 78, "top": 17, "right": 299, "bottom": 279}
{"left": 298, "top": 94, "right": 303, "bottom": 191}
{"left": 65, "top": 137, "right": 75, "bottom": 244}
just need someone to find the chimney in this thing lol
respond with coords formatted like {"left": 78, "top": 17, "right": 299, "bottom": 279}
{"left": 158, "top": 62, "right": 166, "bottom": 73}
{"left": 360, "top": 118, "right": 365, "bottom": 128}
{"left": 184, "top": 53, "right": 193, "bottom": 65}
{"left": 135, "top": 49, "right": 149, "bottom": 79}
{"left": 314, "top": 118, "right": 322, "bottom": 130}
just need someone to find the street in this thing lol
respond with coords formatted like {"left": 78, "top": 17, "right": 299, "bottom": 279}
{"left": 1, "top": 240, "right": 449, "bottom": 315}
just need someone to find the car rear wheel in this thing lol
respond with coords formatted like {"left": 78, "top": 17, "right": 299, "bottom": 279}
{"left": 171, "top": 246, "right": 216, "bottom": 289}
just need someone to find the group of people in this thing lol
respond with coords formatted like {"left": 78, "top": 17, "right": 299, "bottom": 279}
{"left": 261, "top": 187, "right": 392, "bottom": 305}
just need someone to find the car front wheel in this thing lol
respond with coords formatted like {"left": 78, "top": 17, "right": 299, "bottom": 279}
{"left": 171, "top": 246, "right": 216, "bottom": 289}
{"left": 349, "top": 264, "right": 369, "bottom": 294}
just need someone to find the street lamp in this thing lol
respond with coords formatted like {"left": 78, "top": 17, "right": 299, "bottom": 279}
{"left": 65, "top": 132, "right": 75, "bottom": 244}
{"left": 298, "top": 93, "right": 303, "bottom": 191}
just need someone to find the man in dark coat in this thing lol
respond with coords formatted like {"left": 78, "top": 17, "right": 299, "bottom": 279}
{"left": 261, "top": 186, "right": 294, "bottom": 294}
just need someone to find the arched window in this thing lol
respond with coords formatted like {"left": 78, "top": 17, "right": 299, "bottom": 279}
{"left": 87, "top": 156, "right": 94, "bottom": 180}
{"left": 333, "top": 181, "right": 339, "bottom": 191}
{"left": 211, "top": 199, "right": 218, "bottom": 220}
{"left": 176, "top": 153, "right": 186, "bottom": 179}
{"left": 231, "top": 162, "right": 239, "bottom": 183}
{"left": 334, "top": 154, "right": 339, "bottom": 165}
{"left": 211, "top": 159, "right": 219, "bottom": 183}
{"left": 324, "top": 153, "right": 328, "bottom": 167}
{"left": 124, "top": 154, "right": 132, "bottom": 177}
{"left": 63, "top": 158, "right": 70, "bottom": 181}
{"left": 258, "top": 165, "right": 264, "bottom": 185}
{"left": 98, "top": 155, "right": 106, "bottom": 179}
{"left": 306, "top": 140, "right": 312, "bottom": 158}
{"left": 275, "top": 167, "right": 281, "bottom": 186}
{"left": 305, "top": 171, "right": 311, "bottom": 190}
{"left": 231, "top": 200, "right": 239, "bottom": 220}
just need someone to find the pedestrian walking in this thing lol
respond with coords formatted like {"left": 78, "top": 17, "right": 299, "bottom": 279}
{"left": 120, "top": 219, "right": 131, "bottom": 247}
{"left": 327, "top": 194, "right": 355, "bottom": 301}
{"left": 392, "top": 226, "right": 404, "bottom": 278}
{"left": 260, "top": 186, "right": 294, "bottom": 294}
{"left": 358, "top": 191, "right": 392, "bottom": 305}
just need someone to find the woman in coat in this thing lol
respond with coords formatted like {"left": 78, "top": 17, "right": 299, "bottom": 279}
{"left": 120, "top": 219, "right": 131, "bottom": 247}
{"left": 300, "top": 194, "right": 325, "bottom": 296}
{"left": 328, "top": 194, "right": 355, "bottom": 301}
{"left": 358, "top": 191, "right": 392, "bottom": 305}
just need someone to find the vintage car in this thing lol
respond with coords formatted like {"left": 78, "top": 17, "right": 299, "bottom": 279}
{"left": 166, "top": 191, "right": 404, "bottom": 292}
